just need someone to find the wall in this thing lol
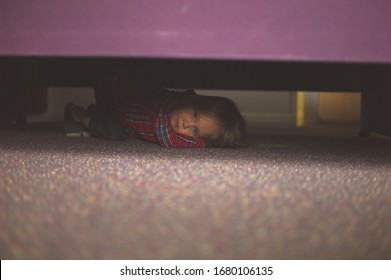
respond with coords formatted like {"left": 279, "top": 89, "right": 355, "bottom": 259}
{"left": 197, "top": 89, "right": 297, "bottom": 132}
{"left": 318, "top": 92, "right": 361, "bottom": 123}
{"left": 27, "top": 88, "right": 96, "bottom": 123}
{"left": 26, "top": 88, "right": 297, "bottom": 133}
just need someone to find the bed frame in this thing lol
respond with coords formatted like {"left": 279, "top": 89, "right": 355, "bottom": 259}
{"left": 1, "top": 0, "right": 391, "bottom": 136}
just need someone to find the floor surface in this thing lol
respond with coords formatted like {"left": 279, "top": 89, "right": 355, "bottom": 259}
{"left": 1, "top": 124, "right": 390, "bottom": 259}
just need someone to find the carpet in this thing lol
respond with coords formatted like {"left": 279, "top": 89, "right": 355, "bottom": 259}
{"left": 0, "top": 124, "right": 390, "bottom": 259}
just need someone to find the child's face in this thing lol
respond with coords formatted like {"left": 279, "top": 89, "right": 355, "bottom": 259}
{"left": 170, "top": 106, "right": 220, "bottom": 139}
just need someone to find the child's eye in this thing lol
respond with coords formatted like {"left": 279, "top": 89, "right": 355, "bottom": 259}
{"left": 193, "top": 128, "right": 199, "bottom": 137}
{"left": 192, "top": 111, "right": 198, "bottom": 120}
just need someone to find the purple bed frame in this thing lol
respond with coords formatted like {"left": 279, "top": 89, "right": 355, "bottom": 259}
{"left": 1, "top": 0, "right": 391, "bottom": 63}
{"left": 1, "top": 0, "right": 391, "bottom": 135}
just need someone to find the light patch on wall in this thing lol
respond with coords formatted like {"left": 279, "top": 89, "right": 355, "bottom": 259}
{"left": 318, "top": 92, "right": 361, "bottom": 123}
{"left": 27, "top": 87, "right": 95, "bottom": 123}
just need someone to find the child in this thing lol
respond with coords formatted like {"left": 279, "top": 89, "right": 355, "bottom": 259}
{"left": 64, "top": 74, "right": 246, "bottom": 148}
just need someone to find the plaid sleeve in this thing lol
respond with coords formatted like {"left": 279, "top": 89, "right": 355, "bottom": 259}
{"left": 154, "top": 113, "right": 206, "bottom": 148}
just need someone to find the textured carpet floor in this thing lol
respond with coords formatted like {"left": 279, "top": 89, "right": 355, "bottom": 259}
{"left": 0, "top": 125, "right": 390, "bottom": 259}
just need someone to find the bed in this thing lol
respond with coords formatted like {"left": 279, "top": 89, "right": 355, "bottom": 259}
{"left": 1, "top": 0, "right": 391, "bottom": 135}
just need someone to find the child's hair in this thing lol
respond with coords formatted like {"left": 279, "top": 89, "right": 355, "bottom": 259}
{"left": 175, "top": 92, "right": 247, "bottom": 148}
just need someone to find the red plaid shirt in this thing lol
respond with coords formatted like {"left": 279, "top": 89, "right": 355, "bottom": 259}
{"left": 113, "top": 89, "right": 206, "bottom": 148}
